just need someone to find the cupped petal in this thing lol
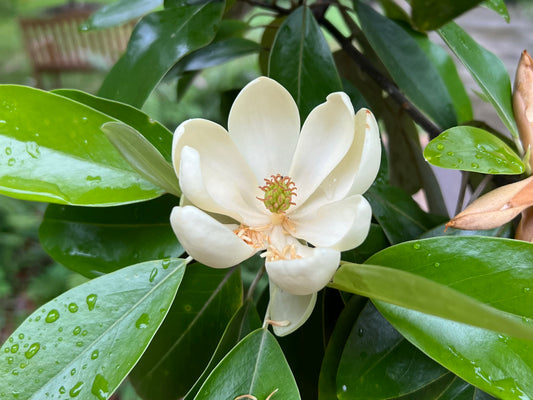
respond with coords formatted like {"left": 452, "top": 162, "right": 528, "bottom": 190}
{"left": 266, "top": 246, "right": 340, "bottom": 295}
{"left": 289, "top": 92, "right": 356, "bottom": 208}
{"left": 170, "top": 206, "right": 256, "bottom": 268}
{"left": 173, "top": 118, "right": 268, "bottom": 225}
{"left": 291, "top": 195, "right": 372, "bottom": 251}
{"left": 268, "top": 280, "right": 317, "bottom": 337}
{"left": 228, "top": 77, "right": 300, "bottom": 181}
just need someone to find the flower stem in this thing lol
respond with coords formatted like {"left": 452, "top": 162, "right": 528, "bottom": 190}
{"left": 455, "top": 171, "right": 470, "bottom": 215}
{"left": 246, "top": 264, "right": 266, "bottom": 301}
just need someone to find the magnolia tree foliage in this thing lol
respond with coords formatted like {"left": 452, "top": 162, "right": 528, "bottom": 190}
{"left": 1, "top": 0, "right": 533, "bottom": 399}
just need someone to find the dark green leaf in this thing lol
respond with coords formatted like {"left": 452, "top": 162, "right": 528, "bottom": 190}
{"left": 83, "top": 0, "right": 162, "bottom": 29}
{"left": 39, "top": 195, "right": 183, "bottom": 277}
{"left": 411, "top": 0, "right": 484, "bottom": 31}
{"left": 438, "top": 22, "right": 518, "bottom": 138}
{"left": 319, "top": 296, "right": 367, "bottom": 400}
{"left": 365, "top": 184, "right": 446, "bottom": 244}
{"left": 424, "top": 126, "right": 524, "bottom": 174}
{"left": 0, "top": 258, "right": 187, "bottom": 400}
{"left": 98, "top": 1, "right": 225, "bottom": 107}
{"left": 356, "top": 2, "right": 457, "bottom": 129}
{"left": 269, "top": 6, "right": 342, "bottom": 120}
{"left": 183, "top": 300, "right": 261, "bottom": 400}
{"left": 52, "top": 89, "right": 173, "bottom": 162}
{"left": 130, "top": 265, "right": 242, "bottom": 399}
{"left": 337, "top": 302, "right": 447, "bottom": 399}
{"left": 0, "top": 85, "right": 163, "bottom": 205}
{"left": 194, "top": 329, "right": 301, "bottom": 400}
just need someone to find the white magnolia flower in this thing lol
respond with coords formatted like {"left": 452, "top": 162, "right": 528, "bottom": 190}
{"left": 170, "top": 77, "right": 380, "bottom": 335}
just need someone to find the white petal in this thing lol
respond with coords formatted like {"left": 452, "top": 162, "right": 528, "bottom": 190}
{"left": 170, "top": 206, "right": 256, "bottom": 268}
{"left": 173, "top": 119, "right": 267, "bottom": 225}
{"left": 228, "top": 77, "right": 300, "bottom": 181}
{"left": 266, "top": 246, "right": 340, "bottom": 295}
{"left": 289, "top": 92, "right": 355, "bottom": 208}
{"left": 268, "top": 280, "right": 317, "bottom": 337}
{"left": 291, "top": 195, "right": 371, "bottom": 250}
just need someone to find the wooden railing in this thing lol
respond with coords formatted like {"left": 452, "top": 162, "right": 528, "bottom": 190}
{"left": 18, "top": 5, "right": 135, "bottom": 87}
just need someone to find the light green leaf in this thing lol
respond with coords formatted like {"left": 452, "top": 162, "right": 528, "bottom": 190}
{"left": 0, "top": 258, "right": 187, "bottom": 400}
{"left": 39, "top": 195, "right": 183, "bottom": 277}
{"left": 83, "top": 0, "right": 162, "bottom": 29}
{"left": 269, "top": 6, "right": 342, "bottom": 120}
{"left": 483, "top": 0, "right": 510, "bottom": 22}
{"left": 356, "top": 2, "right": 457, "bottom": 129}
{"left": 0, "top": 85, "right": 163, "bottom": 206}
{"left": 424, "top": 126, "right": 524, "bottom": 174}
{"left": 438, "top": 22, "right": 518, "bottom": 138}
{"left": 102, "top": 122, "right": 180, "bottom": 196}
{"left": 98, "top": 1, "right": 225, "bottom": 107}
{"left": 194, "top": 329, "right": 301, "bottom": 400}
{"left": 130, "top": 265, "right": 242, "bottom": 400}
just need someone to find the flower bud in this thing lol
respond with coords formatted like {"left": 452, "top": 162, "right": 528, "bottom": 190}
{"left": 446, "top": 176, "right": 533, "bottom": 230}
{"left": 513, "top": 50, "right": 533, "bottom": 169}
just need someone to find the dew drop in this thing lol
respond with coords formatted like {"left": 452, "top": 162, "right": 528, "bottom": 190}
{"left": 7, "top": 356, "right": 14, "bottom": 364}
{"left": 25, "top": 141, "right": 40, "bottom": 159}
{"left": 149, "top": 268, "right": 158, "bottom": 283}
{"left": 86, "top": 294, "right": 97, "bottom": 311}
{"left": 357, "top": 328, "right": 365, "bottom": 337}
{"left": 68, "top": 303, "right": 79, "bottom": 313}
{"left": 10, "top": 344, "right": 19, "bottom": 353}
{"left": 5, "top": 146, "right": 11, "bottom": 155}
{"left": 25, "top": 343, "right": 40, "bottom": 359}
{"left": 73, "top": 326, "right": 81, "bottom": 336}
{"left": 436, "top": 143, "right": 445, "bottom": 151}
{"left": 76, "top": 341, "right": 84, "bottom": 347}
{"left": 12, "top": 369, "right": 19, "bottom": 376}
{"left": 35, "top": 316, "right": 41, "bottom": 322}
{"left": 81, "top": 117, "right": 88, "bottom": 124}
{"left": 434, "top": 262, "right": 441, "bottom": 268}
{"left": 91, "top": 374, "right": 110, "bottom": 400}
{"left": 161, "top": 259, "right": 171, "bottom": 269}
{"left": 59, "top": 385, "right": 66, "bottom": 394}
{"left": 71, "top": 368, "right": 76, "bottom": 376}
{"left": 523, "top": 287, "right": 531, "bottom": 293}
{"left": 86, "top": 175, "right": 102, "bottom": 182}
{"left": 475, "top": 154, "right": 483, "bottom": 159}
{"left": 135, "top": 313, "right": 150, "bottom": 329}
{"left": 3, "top": 347, "right": 8, "bottom": 353}
{"left": 7, "top": 158, "right": 15, "bottom": 166}
{"left": 18, "top": 333, "right": 24, "bottom": 340}
{"left": 45, "top": 309, "right": 60, "bottom": 323}
{"left": 413, "top": 243, "right": 421, "bottom": 250}
{"left": 91, "top": 350, "right": 99, "bottom": 360}
{"left": 470, "top": 163, "right": 479, "bottom": 169}
{"left": 446, "top": 151, "right": 454, "bottom": 156}
{"left": 69, "top": 381, "right": 84, "bottom": 397}
{"left": 58, "top": 327, "right": 63, "bottom": 333}
{"left": 19, "top": 362, "right": 27, "bottom": 369}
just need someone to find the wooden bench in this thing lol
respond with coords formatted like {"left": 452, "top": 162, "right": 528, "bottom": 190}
{"left": 18, "top": 5, "right": 135, "bottom": 87}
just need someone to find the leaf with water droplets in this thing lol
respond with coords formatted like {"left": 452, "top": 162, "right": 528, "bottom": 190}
{"left": 424, "top": 126, "right": 524, "bottom": 174}
{"left": 0, "top": 258, "right": 187, "bottom": 400}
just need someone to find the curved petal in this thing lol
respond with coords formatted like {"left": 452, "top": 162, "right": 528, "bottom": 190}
{"left": 291, "top": 195, "right": 371, "bottom": 250}
{"left": 268, "top": 280, "right": 317, "bottom": 337}
{"left": 228, "top": 77, "right": 300, "bottom": 181}
{"left": 170, "top": 206, "right": 256, "bottom": 268}
{"left": 266, "top": 246, "right": 340, "bottom": 295}
{"left": 173, "top": 118, "right": 268, "bottom": 226}
{"left": 289, "top": 92, "right": 355, "bottom": 208}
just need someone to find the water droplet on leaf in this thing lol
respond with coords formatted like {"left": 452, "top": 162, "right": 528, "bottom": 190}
{"left": 68, "top": 303, "right": 78, "bottom": 313}
{"left": 45, "top": 309, "right": 59, "bottom": 323}
{"left": 149, "top": 268, "right": 158, "bottom": 283}
{"left": 91, "top": 374, "right": 110, "bottom": 400}
{"left": 86, "top": 294, "right": 97, "bottom": 311}
{"left": 135, "top": 313, "right": 150, "bottom": 329}
{"left": 69, "top": 381, "right": 84, "bottom": 397}
{"left": 25, "top": 343, "right": 40, "bottom": 359}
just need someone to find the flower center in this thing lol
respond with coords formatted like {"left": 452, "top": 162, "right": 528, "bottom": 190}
{"left": 257, "top": 174, "right": 297, "bottom": 213}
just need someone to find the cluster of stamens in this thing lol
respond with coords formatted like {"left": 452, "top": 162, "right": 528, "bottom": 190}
{"left": 261, "top": 243, "right": 302, "bottom": 262}
{"left": 257, "top": 174, "right": 297, "bottom": 214}
{"left": 233, "top": 225, "right": 270, "bottom": 249}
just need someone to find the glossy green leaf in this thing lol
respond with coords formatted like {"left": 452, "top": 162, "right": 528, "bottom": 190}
{"left": 356, "top": 2, "right": 457, "bottom": 129}
{"left": 319, "top": 296, "right": 367, "bottom": 400}
{"left": 130, "top": 265, "right": 242, "bottom": 399}
{"left": 424, "top": 126, "right": 524, "bottom": 174}
{"left": 194, "top": 329, "right": 301, "bottom": 400}
{"left": 83, "top": 0, "right": 162, "bottom": 29}
{"left": 269, "top": 6, "right": 342, "bottom": 120}
{"left": 0, "top": 85, "right": 163, "bottom": 205}
{"left": 101, "top": 122, "right": 180, "bottom": 196}
{"left": 483, "top": 0, "right": 510, "bottom": 22}
{"left": 183, "top": 300, "right": 261, "bottom": 400}
{"left": 0, "top": 258, "right": 187, "bottom": 400}
{"left": 337, "top": 302, "right": 448, "bottom": 399}
{"left": 438, "top": 22, "right": 519, "bottom": 138}
{"left": 52, "top": 89, "right": 173, "bottom": 162}
{"left": 330, "top": 259, "right": 533, "bottom": 341}
{"left": 173, "top": 38, "right": 261, "bottom": 75}
{"left": 375, "top": 302, "right": 533, "bottom": 399}
{"left": 39, "top": 195, "right": 183, "bottom": 277}
{"left": 98, "top": 1, "right": 225, "bottom": 107}
{"left": 411, "top": 0, "right": 484, "bottom": 31}
{"left": 409, "top": 30, "right": 473, "bottom": 123}
{"left": 365, "top": 184, "right": 446, "bottom": 244}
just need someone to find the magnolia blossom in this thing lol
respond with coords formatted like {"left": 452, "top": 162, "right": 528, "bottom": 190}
{"left": 170, "top": 77, "right": 380, "bottom": 334}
